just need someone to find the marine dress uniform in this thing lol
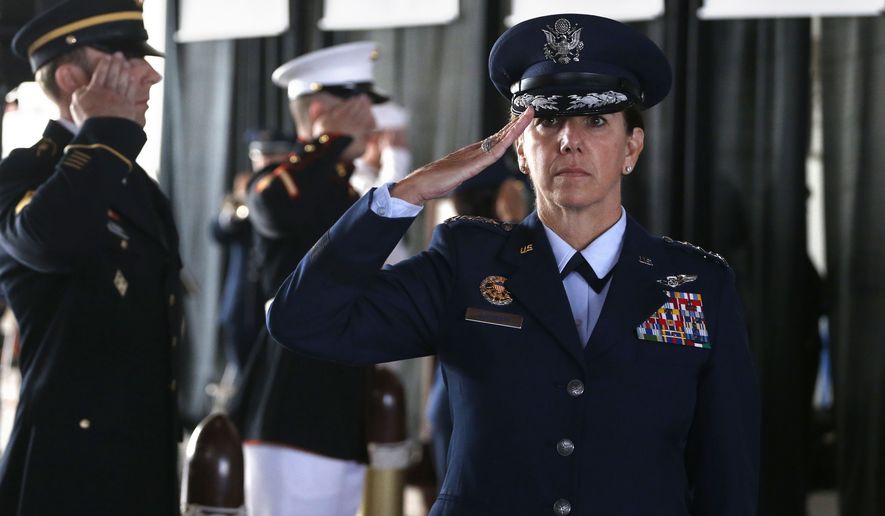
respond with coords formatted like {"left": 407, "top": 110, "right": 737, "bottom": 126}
{"left": 267, "top": 14, "right": 760, "bottom": 516}
{"left": 235, "top": 134, "right": 364, "bottom": 460}
{"left": 0, "top": 3, "right": 182, "bottom": 514}
{"left": 230, "top": 42, "right": 387, "bottom": 516}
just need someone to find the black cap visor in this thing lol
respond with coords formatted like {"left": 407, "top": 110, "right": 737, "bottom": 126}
{"left": 88, "top": 39, "right": 163, "bottom": 59}
{"left": 322, "top": 82, "right": 389, "bottom": 104}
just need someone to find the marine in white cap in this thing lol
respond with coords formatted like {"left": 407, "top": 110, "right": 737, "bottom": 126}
{"left": 233, "top": 41, "right": 388, "bottom": 516}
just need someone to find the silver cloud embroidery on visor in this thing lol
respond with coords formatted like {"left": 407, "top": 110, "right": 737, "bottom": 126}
{"left": 567, "top": 91, "right": 629, "bottom": 110}
{"left": 512, "top": 93, "right": 561, "bottom": 110}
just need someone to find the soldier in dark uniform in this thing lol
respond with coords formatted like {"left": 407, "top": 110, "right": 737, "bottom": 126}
{"left": 0, "top": 1, "right": 182, "bottom": 514}
{"left": 230, "top": 42, "right": 381, "bottom": 516}
{"left": 267, "top": 14, "right": 760, "bottom": 516}
{"left": 212, "top": 132, "right": 293, "bottom": 370}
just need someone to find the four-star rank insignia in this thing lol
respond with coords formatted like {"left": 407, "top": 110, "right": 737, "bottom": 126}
{"left": 480, "top": 275, "right": 513, "bottom": 306}
{"left": 636, "top": 291, "right": 710, "bottom": 349}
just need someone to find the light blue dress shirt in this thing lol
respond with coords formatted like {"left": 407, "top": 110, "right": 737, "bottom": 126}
{"left": 371, "top": 183, "right": 626, "bottom": 346}
{"left": 543, "top": 208, "right": 626, "bottom": 345}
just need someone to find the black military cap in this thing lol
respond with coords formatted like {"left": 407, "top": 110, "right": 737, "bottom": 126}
{"left": 489, "top": 14, "right": 671, "bottom": 117}
{"left": 246, "top": 129, "right": 296, "bottom": 158}
{"left": 12, "top": 0, "right": 163, "bottom": 73}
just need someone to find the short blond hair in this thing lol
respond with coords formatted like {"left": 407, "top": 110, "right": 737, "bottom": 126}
{"left": 34, "top": 47, "right": 89, "bottom": 104}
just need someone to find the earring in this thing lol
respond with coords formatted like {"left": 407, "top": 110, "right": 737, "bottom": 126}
{"left": 624, "top": 165, "right": 633, "bottom": 175}
{"left": 519, "top": 164, "right": 528, "bottom": 174}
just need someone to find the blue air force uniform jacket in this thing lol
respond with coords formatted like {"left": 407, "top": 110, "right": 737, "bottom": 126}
{"left": 268, "top": 191, "right": 760, "bottom": 516}
{"left": 229, "top": 133, "right": 368, "bottom": 462}
{"left": 0, "top": 119, "right": 183, "bottom": 515}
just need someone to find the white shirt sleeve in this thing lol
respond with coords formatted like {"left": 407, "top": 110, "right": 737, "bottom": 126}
{"left": 370, "top": 182, "right": 423, "bottom": 218}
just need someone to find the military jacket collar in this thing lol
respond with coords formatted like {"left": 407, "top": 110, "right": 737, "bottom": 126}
{"left": 543, "top": 206, "right": 626, "bottom": 278}
{"left": 39, "top": 120, "right": 179, "bottom": 261}
{"left": 498, "top": 211, "right": 668, "bottom": 371}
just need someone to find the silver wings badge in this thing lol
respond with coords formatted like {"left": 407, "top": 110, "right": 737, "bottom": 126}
{"left": 543, "top": 18, "right": 584, "bottom": 64}
{"left": 656, "top": 274, "right": 699, "bottom": 288}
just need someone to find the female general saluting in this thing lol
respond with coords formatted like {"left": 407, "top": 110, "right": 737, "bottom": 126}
{"left": 268, "top": 13, "right": 759, "bottom": 516}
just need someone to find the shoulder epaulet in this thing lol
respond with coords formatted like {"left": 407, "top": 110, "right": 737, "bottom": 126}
{"left": 31, "top": 137, "right": 60, "bottom": 159}
{"left": 444, "top": 215, "right": 514, "bottom": 232}
{"left": 267, "top": 133, "right": 350, "bottom": 175}
{"left": 662, "top": 236, "right": 730, "bottom": 268}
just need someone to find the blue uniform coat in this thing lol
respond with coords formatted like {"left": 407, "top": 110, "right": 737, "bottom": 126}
{"left": 269, "top": 191, "right": 760, "bottom": 516}
{"left": 0, "top": 119, "right": 182, "bottom": 515}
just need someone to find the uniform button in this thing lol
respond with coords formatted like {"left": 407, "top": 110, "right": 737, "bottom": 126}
{"left": 553, "top": 498, "right": 571, "bottom": 515}
{"left": 557, "top": 439, "right": 575, "bottom": 456}
{"left": 79, "top": 418, "right": 91, "bottom": 429}
{"left": 289, "top": 154, "right": 300, "bottom": 164}
{"left": 319, "top": 134, "right": 330, "bottom": 144}
{"left": 566, "top": 379, "right": 584, "bottom": 397}
{"left": 168, "top": 294, "right": 176, "bottom": 307}
{"left": 304, "top": 144, "right": 316, "bottom": 153}
{"left": 120, "top": 239, "right": 128, "bottom": 250}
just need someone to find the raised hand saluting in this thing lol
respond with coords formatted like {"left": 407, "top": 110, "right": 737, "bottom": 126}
{"left": 71, "top": 52, "right": 140, "bottom": 127}
{"left": 391, "top": 107, "right": 534, "bottom": 205}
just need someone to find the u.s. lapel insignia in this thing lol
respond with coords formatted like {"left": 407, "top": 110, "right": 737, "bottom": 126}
{"left": 542, "top": 18, "right": 584, "bottom": 64}
{"left": 639, "top": 256, "right": 654, "bottom": 266}
{"left": 656, "top": 274, "right": 698, "bottom": 288}
{"left": 113, "top": 270, "right": 129, "bottom": 297}
{"left": 520, "top": 244, "right": 534, "bottom": 254}
{"left": 636, "top": 291, "right": 710, "bottom": 349}
{"left": 480, "top": 275, "right": 513, "bottom": 306}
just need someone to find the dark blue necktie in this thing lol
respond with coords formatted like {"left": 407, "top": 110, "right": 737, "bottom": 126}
{"left": 560, "top": 252, "right": 613, "bottom": 293}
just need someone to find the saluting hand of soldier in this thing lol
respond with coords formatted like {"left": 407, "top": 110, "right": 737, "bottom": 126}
{"left": 71, "top": 52, "right": 139, "bottom": 127}
{"left": 311, "top": 94, "right": 376, "bottom": 139}
{"left": 391, "top": 107, "right": 534, "bottom": 205}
